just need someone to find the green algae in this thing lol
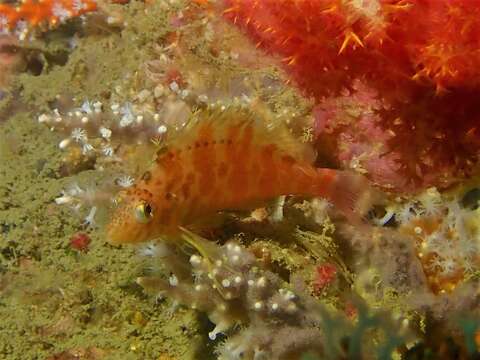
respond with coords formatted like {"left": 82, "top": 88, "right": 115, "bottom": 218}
{"left": 0, "top": 1, "right": 216, "bottom": 359}
{"left": 13, "top": 1, "right": 173, "bottom": 109}
{"left": 0, "top": 110, "right": 208, "bottom": 359}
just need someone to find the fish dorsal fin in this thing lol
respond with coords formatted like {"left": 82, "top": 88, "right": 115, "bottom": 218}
{"left": 160, "top": 103, "right": 315, "bottom": 164}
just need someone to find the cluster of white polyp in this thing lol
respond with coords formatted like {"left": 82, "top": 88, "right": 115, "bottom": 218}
{"left": 137, "top": 240, "right": 325, "bottom": 359}
{"left": 37, "top": 99, "right": 169, "bottom": 160}
{"left": 53, "top": 176, "right": 133, "bottom": 228}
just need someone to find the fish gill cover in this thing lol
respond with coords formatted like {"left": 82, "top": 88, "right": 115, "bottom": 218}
{"left": 0, "top": 0, "right": 479, "bottom": 359}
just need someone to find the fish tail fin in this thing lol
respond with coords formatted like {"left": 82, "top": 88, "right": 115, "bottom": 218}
{"left": 318, "top": 170, "right": 378, "bottom": 221}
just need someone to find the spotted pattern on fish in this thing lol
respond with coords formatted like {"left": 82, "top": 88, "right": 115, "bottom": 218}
{"left": 107, "top": 107, "right": 371, "bottom": 245}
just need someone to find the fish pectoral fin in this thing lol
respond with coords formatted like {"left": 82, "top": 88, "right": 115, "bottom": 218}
{"left": 178, "top": 226, "right": 220, "bottom": 261}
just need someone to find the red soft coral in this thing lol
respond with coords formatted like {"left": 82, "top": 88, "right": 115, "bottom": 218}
{"left": 314, "top": 81, "right": 480, "bottom": 193}
{"left": 394, "top": 0, "right": 480, "bottom": 92}
{"left": 314, "top": 81, "right": 410, "bottom": 191}
{"left": 225, "top": 0, "right": 480, "bottom": 193}
{"left": 224, "top": 0, "right": 480, "bottom": 97}
{"left": 223, "top": 0, "right": 416, "bottom": 100}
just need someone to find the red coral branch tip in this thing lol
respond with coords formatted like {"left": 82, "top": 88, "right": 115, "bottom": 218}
{"left": 0, "top": 0, "right": 98, "bottom": 39}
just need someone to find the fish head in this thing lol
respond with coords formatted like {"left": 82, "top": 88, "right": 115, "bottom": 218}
{"left": 106, "top": 188, "right": 166, "bottom": 245}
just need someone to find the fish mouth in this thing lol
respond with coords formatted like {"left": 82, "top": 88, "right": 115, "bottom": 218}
{"left": 105, "top": 221, "right": 130, "bottom": 245}
{"left": 106, "top": 228, "right": 124, "bottom": 245}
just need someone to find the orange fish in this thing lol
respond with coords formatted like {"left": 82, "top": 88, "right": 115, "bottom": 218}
{"left": 107, "top": 106, "right": 372, "bottom": 245}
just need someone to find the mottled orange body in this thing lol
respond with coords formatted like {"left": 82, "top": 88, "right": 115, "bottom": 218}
{"left": 107, "top": 107, "right": 369, "bottom": 245}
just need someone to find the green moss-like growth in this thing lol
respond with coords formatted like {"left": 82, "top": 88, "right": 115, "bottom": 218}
{"left": 0, "top": 110, "right": 208, "bottom": 359}
{"left": 0, "top": 1, "right": 213, "bottom": 359}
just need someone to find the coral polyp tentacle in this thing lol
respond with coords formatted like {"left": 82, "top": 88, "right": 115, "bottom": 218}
{"left": 338, "top": 29, "right": 364, "bottom": 54}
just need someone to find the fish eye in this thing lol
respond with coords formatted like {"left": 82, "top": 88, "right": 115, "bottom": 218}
{"left": 134, "top": 201, "right": 153, "bottom": 223}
